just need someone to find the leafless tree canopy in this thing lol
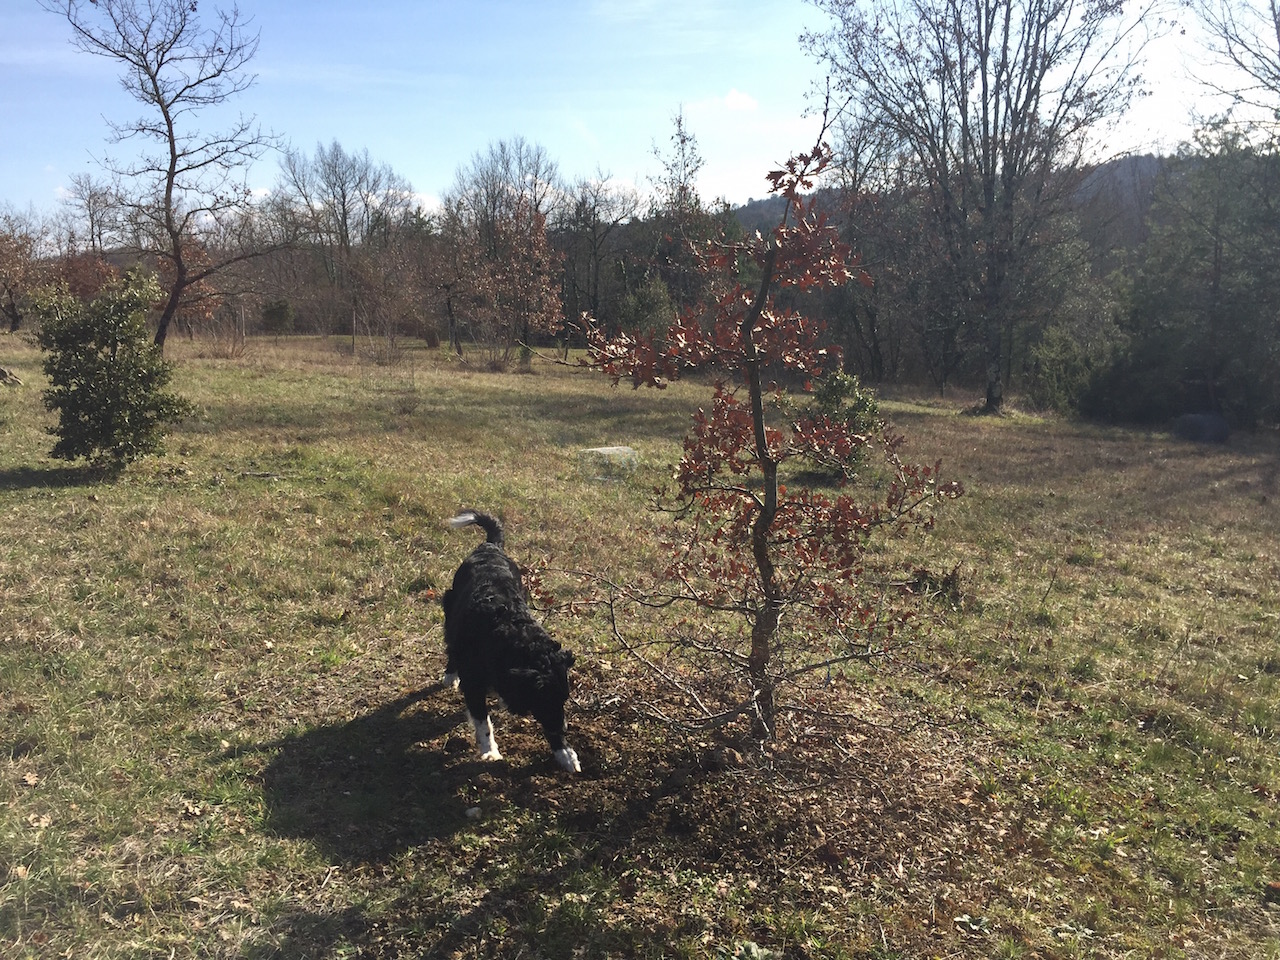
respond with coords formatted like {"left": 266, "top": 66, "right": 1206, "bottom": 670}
{"left": 447, "top": 137, "right": 562, "bottom": 255}
{"left": 272, "top": 140, "right": 427, "bottom": 349}
{"left": 806, "top": 0, "right": 1152, "bottom": 410}
{"left": 556, "top": 170, "right": 642, "bottom": 324}
{"left": 40, "top": 0, "right": 275, "bottom": 347}
{"left": 440, "top": 139, "right": 566, "bottom": 364}
{"left": 1189, "top": 0, "right": 1280, "bottom": 116}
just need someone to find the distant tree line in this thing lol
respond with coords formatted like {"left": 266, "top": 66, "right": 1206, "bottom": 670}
{"left": 809, "top": 134, "right": 1280, "bottom": 428}
{"left": 796, "top": 0, "right": 1280, "bottom": 427}
{"left": 1081, "top": 128, "right": 1280, "bottom": 427}
{"left": 5, "top": 0, "right": 1280, "bottom": 428}
{"left": 0, "top": 115, "right": 738, "bottom": 368}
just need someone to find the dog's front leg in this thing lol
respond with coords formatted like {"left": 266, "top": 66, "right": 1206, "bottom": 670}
{"left": 473, "top": 714, "right": 502, "bottom": 761}
{"left": 463, "top": 691, "right": 502, "bottom": 761}
{"left": 553, "top": 745, "right": 581, "bottom": 773}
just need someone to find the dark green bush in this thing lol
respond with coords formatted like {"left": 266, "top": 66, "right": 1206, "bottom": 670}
{"left": 1084, "top": 128, "right": 1280, "bottom": 427}
{"left": 801, "top": 370, "right": 881, "bottom": 433}
{"left": 1077, "top": 336, "right": 1188, "bottom": 424}
{"left": 261, "top": 298, "right": 295, "bottom": 337}
{"left": 781, "top": 370, "right": 883, "bottom": 478}
{"left": 34, "top": 269, "right": 192, "bottom": 467}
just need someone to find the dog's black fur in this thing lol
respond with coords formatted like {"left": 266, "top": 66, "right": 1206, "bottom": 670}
{"left": 441, "top": 510, "right": 580, "bottom": 773}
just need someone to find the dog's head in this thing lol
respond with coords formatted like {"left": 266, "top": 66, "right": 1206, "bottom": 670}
{"left": 502, "top": 631, "right": 575, "bottom": 737}
{"left": 505, "top": 643, "right": 573, "bottom": 711}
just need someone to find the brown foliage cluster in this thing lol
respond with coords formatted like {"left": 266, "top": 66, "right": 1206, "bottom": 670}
{"left": 0, "top": 218, "right": 120, "bottom": 332}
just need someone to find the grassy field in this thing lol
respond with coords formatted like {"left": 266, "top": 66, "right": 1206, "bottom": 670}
{"left": 1, "top": 334, "right": 1278, "bottom": 959}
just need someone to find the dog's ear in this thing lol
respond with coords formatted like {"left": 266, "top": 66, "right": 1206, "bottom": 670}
{"left": 510, "top": 667, "right": 549, "bottom": 690}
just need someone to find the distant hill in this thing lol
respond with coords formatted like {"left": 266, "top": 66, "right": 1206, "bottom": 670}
{"left": 731, "top": 155, "right": 1166, "bottom": 272}
{"left": 732, "top": 195, "right": 791, "bottom": 235}
{"left": 732, "top": 189, "right": 840, "bottom": 236}
{"left": 1074, "top": 154, "right": 1164, "bottom": 271}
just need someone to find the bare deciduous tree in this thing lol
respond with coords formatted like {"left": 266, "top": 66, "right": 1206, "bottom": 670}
{"left": 1188, "top": 0, "right": 1280, "bottom": 115}
{"left": 433, "top": 199, "right": 493, "bottom": 355}
{"left": 808, "top": 0, "right": 1152, "bottom": 411}
{"left": 60, "top": 173, "right": 121, "bottom": 256}
{"left": 275, "top": 141, "right": 424, "bottom": 349}
{"left": 41, "top": 0, "right": 275, "bottom": 349}
{"left": 444, "top": 139, "right": 565, "bottom": 364}
{"left": 556, "top": 170, "right": 641, "bottom": 332}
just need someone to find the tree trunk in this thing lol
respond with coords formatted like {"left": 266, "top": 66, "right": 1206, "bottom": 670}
{"left": 982, "top": 266, "right": 1007, "bottom": 413}
{"left": 984, "top": 343, "right": 1004, "bottom": 412}
{"left": 748, "top": 577, "right": 780, "bottom": 736}
{"left": 154, "top": 282, "right": 182, "bottom": 348}
{"left": 3, "top": 292, "right": 22, "bottom": 333}
{"left": 742, "top": 242, "right": 781, "bottom": 737}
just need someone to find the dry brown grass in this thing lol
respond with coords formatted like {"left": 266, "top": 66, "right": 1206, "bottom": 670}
{"left": 1, "top": 334, "right": 1278, "bottom": 958}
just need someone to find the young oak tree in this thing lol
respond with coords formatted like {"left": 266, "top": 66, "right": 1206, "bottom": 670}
{"left": 585, "top": 134, "right": 962, "bottom": 738}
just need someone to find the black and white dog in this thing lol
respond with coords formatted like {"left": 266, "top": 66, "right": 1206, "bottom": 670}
{"left": 441, "top": 510, "right": 580, "bottom": 773}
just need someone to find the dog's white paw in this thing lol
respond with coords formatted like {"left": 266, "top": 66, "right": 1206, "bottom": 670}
{"left": 554, "top": 747, "right": 581, "bottom": 773}
{"left": 442, "top": 671, "right": 459, "bottom": 690}
{"left": 473, "top": 715, "right": 502, "bottom": 760}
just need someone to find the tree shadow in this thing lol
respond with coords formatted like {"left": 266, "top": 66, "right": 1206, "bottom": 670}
{"left": 0, "top": 463, "right": 118, "bottom": 491}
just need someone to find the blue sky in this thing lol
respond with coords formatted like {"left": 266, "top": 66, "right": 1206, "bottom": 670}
{"left": 2, "top": 0, "right": 1218, "bottom": 217}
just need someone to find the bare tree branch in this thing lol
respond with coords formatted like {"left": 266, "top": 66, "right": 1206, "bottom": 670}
{"left": 1188, "top": 0, "right": 1280, "bottom": 118}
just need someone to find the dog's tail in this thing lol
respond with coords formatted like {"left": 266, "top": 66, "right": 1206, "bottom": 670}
{"left": 447, "top": 510, "right": 504, "bottom": 547}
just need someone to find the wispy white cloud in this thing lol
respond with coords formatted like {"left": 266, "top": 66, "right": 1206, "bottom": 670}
{"left": 413, "top": 191, "right": 443, "bottom": 214}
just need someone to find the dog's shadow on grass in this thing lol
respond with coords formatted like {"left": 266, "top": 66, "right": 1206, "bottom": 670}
{"left": 255, "top": 685, "right": 484, "bottom": 864}
{"left": 249, "top": 682, "right": 694, "bottom": 959}
{"left": 247, "top": 680, "right": 726, "bottom": 958}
